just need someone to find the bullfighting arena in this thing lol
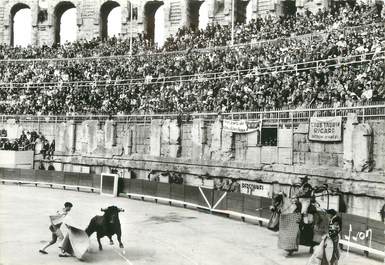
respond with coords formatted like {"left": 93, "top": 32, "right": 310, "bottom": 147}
{"left": 0, "top": 184, "right": 382, "bottom": 265}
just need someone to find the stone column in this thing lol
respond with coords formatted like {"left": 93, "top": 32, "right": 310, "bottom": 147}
{"left": 55, "top": 122, "right": 67, "bottom": 153}
{"left": 169, "top": 119, "right": 181, "bottom": 158}
{"left": 68, "top": 120, "right": 76, "bottom": 154}
{"left": 352, "top": 124, "right": 373, "bottom": 172}
{"left": 123, "top": 128, "right": 133, "bottom": 155}
{"left": 209, "top": 118, "right": 222, "bottom": 160}
{"left": 343, "top": 113, "right": 358, "bottom": 170}
{"left": 104, "top": 120, "right": 117, "bottom": 149}
{"left": 221, "top": 126, "right": 234, "bottom": 160}
{"left": 150, "top": 119, "right": 162, "bottom": 157}
{"left": 191, "top": 119, "right": 206, "bottom": 160}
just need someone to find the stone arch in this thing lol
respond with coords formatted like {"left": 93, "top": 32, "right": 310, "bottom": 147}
{"left": 100, "top": 0, "right": 121, "bottom": 40}
{"left": 186, "top": 0, "right": 205, "bottom": 30}
{"left": 54, "top": 1, "right": 76, "bottom": 44}
{"left": 9, "top": 3, "right": 31, "bottom": 46}
{"left": 144, "top": 0, "right": 164, "bottom": 41}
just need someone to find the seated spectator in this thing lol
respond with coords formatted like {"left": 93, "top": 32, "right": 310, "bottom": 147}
{"left": 0, "top": 1, "right": 382, "bottom": 115}
{"left": 47, "top": 163, "right": 55, "bottom": 171}
{"left": 38, "top": 162, "right": 45, "bottom": 170}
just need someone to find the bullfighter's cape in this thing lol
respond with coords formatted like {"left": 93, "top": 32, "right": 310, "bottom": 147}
{"left": 56, "top": 214, "right": 90, "bottom": 260}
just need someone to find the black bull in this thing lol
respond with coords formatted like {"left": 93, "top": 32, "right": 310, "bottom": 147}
{"left": 85, "top": 206, "right": 124, "bottom": 250}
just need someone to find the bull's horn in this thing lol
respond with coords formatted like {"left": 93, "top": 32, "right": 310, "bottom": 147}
{"left": 101, "top": 208, "right": 107, "bottom": 212}
{"left": 118, "top": 208, "right": 125, "bottom": 212}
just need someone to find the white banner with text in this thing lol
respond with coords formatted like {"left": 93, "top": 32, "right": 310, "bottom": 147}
{"left": 240, "top": 181, "right": 271, "bottom": 198}
{"left": 309, "top": 116, "right": 342, "bottom": 141}
{"left": 223, "top": 119, "right": 261, "bottom": 133}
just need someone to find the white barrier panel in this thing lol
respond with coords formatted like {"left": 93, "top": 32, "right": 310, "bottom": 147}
{"left": 0, "top": 150, "right": 34, "bottom": 169}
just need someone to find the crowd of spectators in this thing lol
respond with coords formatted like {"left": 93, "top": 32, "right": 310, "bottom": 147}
{"left": 0, "top": 129, "right": 33, "bottom": 150}
{"left": 0, "top": 129, "right": 53, "bottom": 154}
{"left": 163, "top": 2, "right": 384, "bottom": 51}
{"left": 0, "top": 2, "right": 384, "bottom": 115}
{"left": 0, "top": 2, "right": 382, "bottom": 58}
{"left": 148, "top": 170, "right": 184, "bottom": 184}
{"left": 214, "top": 178, "right": 240, "bottom": 192}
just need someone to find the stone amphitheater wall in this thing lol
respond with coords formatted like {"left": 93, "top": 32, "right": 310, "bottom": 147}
{"left": 0, "top": 115, "right": 384, "bottom": 219}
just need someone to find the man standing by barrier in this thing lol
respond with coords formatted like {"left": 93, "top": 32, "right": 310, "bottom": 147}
{"left": 307, "top": 209, "right": 341, "bottom": 265}
{"left": 39, "top": 202, "right": 73, "bottom": 255}
{"left": 296, "top": 176, "right": 314, "bottom": 224}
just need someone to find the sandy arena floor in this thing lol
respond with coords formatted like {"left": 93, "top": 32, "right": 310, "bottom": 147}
{"left": 0, "top": 184, "right": 383, "bottom": 265}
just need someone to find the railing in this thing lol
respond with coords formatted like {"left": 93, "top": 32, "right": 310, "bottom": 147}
{"left": 1, "top": 50, "right": 383, "bottom": 90}
{"left": 0, "top": 103, "right": 384, "bottom": 124}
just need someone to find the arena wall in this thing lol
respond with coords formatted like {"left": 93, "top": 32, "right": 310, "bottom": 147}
{"left": 1, "top": 115, "right": 384, "bottom": 220}
{"left": 0, "top": 0, "right": 330, "bottom": 46}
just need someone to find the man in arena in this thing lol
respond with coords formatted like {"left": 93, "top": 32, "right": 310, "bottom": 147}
{"left": 39, "top": 202, "right": 73, "bottom": 255}
{"left": 307, "top": 209, "right": 341, "bottom": 265}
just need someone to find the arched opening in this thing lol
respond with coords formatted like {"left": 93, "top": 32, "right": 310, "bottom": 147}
{"left": 187, "top": 0, "right": 206, "bottom": 30}
{"left": 10, "top": 3, "right": 32, "bottom": 47}
{"left": 246, "top": 1, "right": 253, "bottom": 23}
{"left": 234, "top": 0, "right": 250, "bottom": 24}
{"left": 100, "top": 1, "right": 121, "bottom": 40}
{"left": 281, "top": 0, "right": 297, "bottom": 16}
{"left": 154, "top": 5, "right": 165, "bottom": 47}
{"left": 54, "top": 1, "right": 77, "bottom": 44}
{"left": 144, "top": 1, "right": 164, "bottom": 43}
{"left": 199, "top": 1, "right": 209, "bottom": 30}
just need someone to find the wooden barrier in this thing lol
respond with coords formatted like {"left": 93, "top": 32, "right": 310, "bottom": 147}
{"left": 157, "top": 182, "right": 170, "bottom": 198}
{"left": 340, "top": 213, "right": 385, "bottom": 257}
{"left": 119, "top": 179, "right": 269, "bottom": 224}
{"left": 64, "top": 172, "right": 80, "bottom": 186}
{"left": 0, "top": 167, "right": 99, "bottom": 192}
{"left": 243, "top": 194, "right": 259, "bottom": 217}
{"left": 130, "top": 179, "right": 144, "bottom": 194}
{"left": 142, "top": 181, "right": 157, "bottom": 197}
{"left": 184, "top": 185, "right": 201, "bottom": 206}
{"left": 51, "top": 171, "right": 65, "bottom": 184}
{"left": 36, "top": 170, "right": 53, "bottom": 184}
{"left": 227, "top": 192, "right": 244, "bottom": 213}
{"left": 78, "top": 173, "right": 93, "bottom": 188}
{"left": 20, "top": 169, "right": 36, "bottom": 183}
{"left": 170, "top": 184, "right": 185, "bottom": 202}
{"left": 119, "top": 179, "right": 385, "bottom": 259}
{"left": 212, "top": 190, "right": 227, "bottom": 210}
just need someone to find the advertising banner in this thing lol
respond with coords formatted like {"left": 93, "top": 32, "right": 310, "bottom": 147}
{"left": 309, "top": 116, "right": 342, "bottom": 141}
{"left": 239, "top": 180, "right": 271, "bottom": 198}
{"left": 223, "top": 119, "right": 261, "bottom": 133}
